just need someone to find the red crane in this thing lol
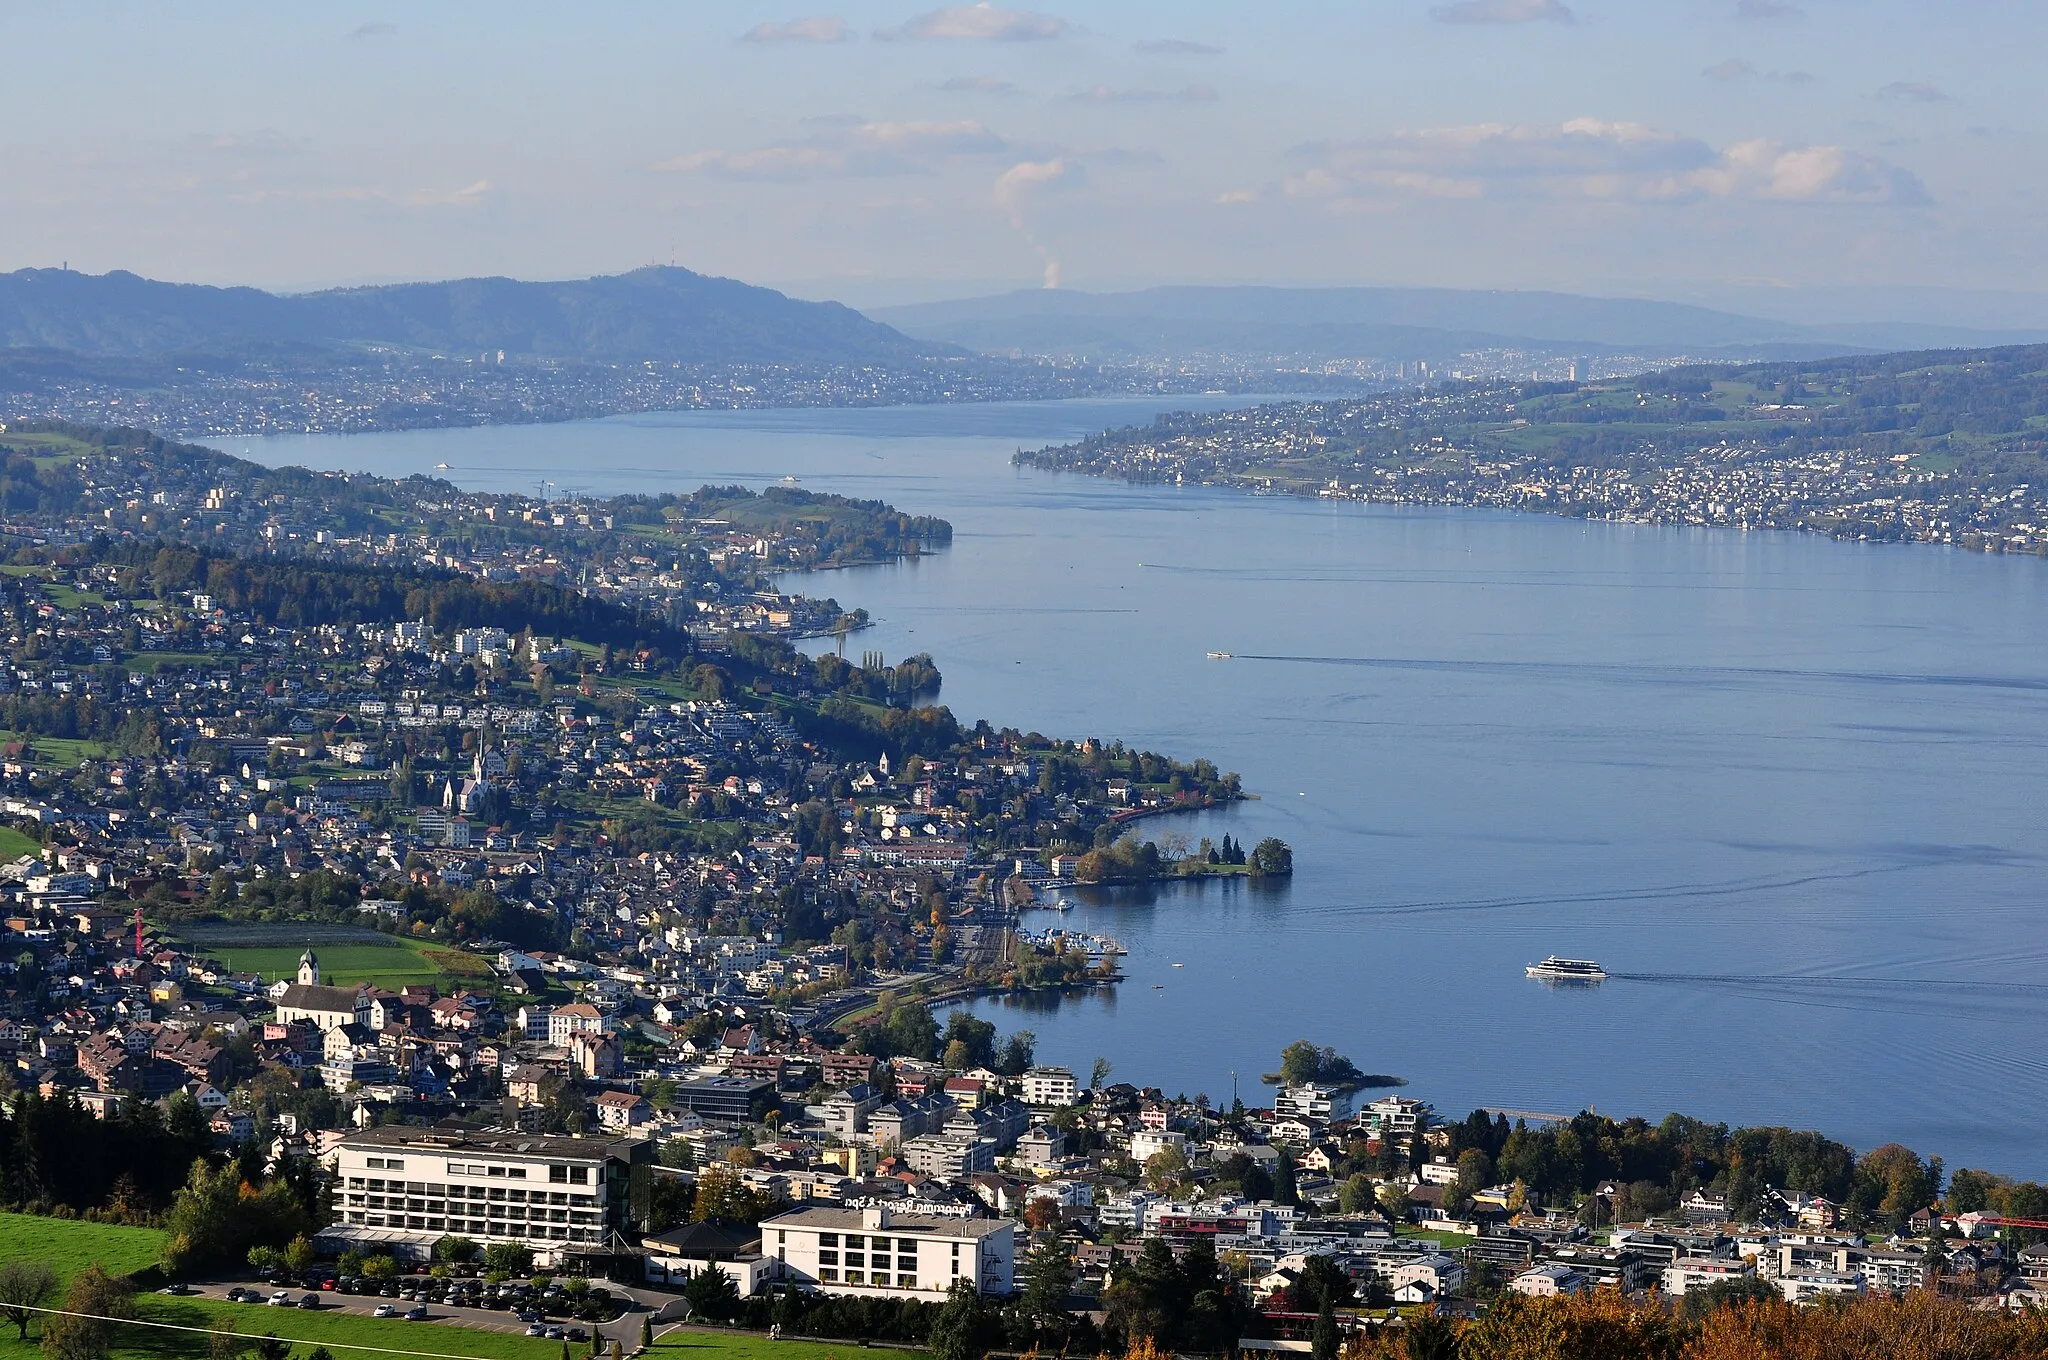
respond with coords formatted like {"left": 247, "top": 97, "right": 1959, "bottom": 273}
{"left": 132, "top": 905, "right": 144, "bottom": 958}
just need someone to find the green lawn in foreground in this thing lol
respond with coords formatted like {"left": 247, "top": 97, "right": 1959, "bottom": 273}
{"left": 0, "top": 1296, "right": 568, "bottom": 1360}
{"left": 0, "top": 1215, "right": 919, "bottom": 1360}
{"left": 651, "top": 1329, "right": 923, "bottom": 1360}
{"left": 0, "top": 1211, "right": 167, "bottom": 1282}
{"left": 208, "top": 938, "right": 489, "bottom": 991}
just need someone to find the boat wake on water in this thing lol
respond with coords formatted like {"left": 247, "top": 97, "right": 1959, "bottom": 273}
{"left": 1613, "top": 972, "right": 2048, "bottom": 995}
{"left": 1224, "top": 652, "right": 2048, "bottom": 696}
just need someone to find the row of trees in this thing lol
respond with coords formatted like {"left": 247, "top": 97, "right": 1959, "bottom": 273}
{"left": 1075, "top": 833, "right": 1292, "bottom": 884}
{"left": 0, "top": 1091, "right": 214, "bottom": 1219}
{"left": 101, "top": 539, "right": 694, "bottom": 654}
{"left": 843, "top": 1001, "right": 1038, "bottom": 1074}
{"left": 1347, "top": 1286, "right": 2048, "bottom": 1360}
{"left": 1442, "top": 1106, "right": 2020, "bottom": 1237}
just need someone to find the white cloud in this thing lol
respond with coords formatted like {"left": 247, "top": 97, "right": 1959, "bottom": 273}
{"left": 1431, "top": 0, "right": 1574, "bottom": 25}
{"left": 847, "top": 120, "right": 1008, "bottom": 152}
{"left": 1879, "top": 81, "right": 1949, "bottom": 103}
{"left": 1214, "top": 189, "right": 1257, "bottom": 204}
{"left": 1070, "top": 84, "right": 1217, "bottom": 105}
{"left": 1296, "top": 118, "right": 1928, "bottom": 205}
{"left": 876, "top": 4, "right": 1068, "bottom": 41}
{"left": 740, "top": 17, "right": 854, "bottom": 43}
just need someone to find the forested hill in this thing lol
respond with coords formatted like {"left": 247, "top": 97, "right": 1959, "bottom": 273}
{"left": 0, "top": 265, "right": 946, "bottom": 366}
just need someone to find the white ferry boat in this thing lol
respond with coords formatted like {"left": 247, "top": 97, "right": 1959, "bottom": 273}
{"left": 1525, "top": 955, "right": 1607, "bottom": 982}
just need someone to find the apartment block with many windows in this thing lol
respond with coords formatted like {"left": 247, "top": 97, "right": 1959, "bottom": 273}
{"left": 322, "top": 1126, "right": 650, "bottom": 1265}
{"left": 762, "top": 1205, "right": 1014, "bottom": 1297}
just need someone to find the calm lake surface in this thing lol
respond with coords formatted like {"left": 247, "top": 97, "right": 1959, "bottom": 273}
{"left": 229, "top": 400, "right": 2048, "bottom": 1176}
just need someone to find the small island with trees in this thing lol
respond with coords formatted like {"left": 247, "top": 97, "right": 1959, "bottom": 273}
{"left": 1264, "top": 1039, "right": 1406, "bottom": 1092}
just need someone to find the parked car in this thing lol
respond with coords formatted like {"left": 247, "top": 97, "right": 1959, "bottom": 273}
{"left": 157, "top": 1284, "right": 193, "bottom": 1296}
{"left": 404, "top": 1307, "right": 429, "bottom": 1322}
{"left": 373, "top": 1305, "right": 397, "bottom": 1319}
{"left": 224, "top": 1288, "right": 256, "bottom": 1304}
{"left": 543, "top": 1327, "right": 565, "bottom": 1342}
{"left": 524, "top": 1325, "right": 546, "bottom": 1338}
{"left": 565, "top": 1329, "right": 589, "bottom": 1344}
{"left": 297, "top": 1295, "right": 320, "bottom": 1310}
{"left": 266, "top": 1292, "right": 291, "bottom": 1307}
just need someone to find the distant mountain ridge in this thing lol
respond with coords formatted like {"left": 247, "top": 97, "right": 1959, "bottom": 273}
{"left": 872, "top": 285, "right": 2048, "bottom": 363}
{"left": 0, "top": 266, "right": 944, "bottom": 366}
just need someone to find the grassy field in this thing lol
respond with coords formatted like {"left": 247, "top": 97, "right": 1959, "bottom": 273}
{"left": 0, "top": 1293, "right": 568, "bottom": 1360}
{"left": 0, "top": 1216, "right": 920, "bottom": 1360}
{"left": 129, "top": 652, "right": 223, "bottom": 673}
{"left": 206, "top": 938, "right": 491, "bottom": 990}
{"left": 0, "top": 730, "right": 114, "bottom": 769}
{"left": 651, "top": 1329, "right": 922, "bottom": 1360}
{"left": 0, "top": 825, "right": 39, "bottom": 861}
{"left": 0, "top": 1211, "right": 168, "bottom": 1281}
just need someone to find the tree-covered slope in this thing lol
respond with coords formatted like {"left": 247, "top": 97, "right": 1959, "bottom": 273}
{"left": 0, "top": 266, "right": 945, "bottom": 365}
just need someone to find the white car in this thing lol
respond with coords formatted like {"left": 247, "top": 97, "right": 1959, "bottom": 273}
{"left": 373, "top": 1304, "right": 397, "bottom": 1319}
{"left": 267, "top": 1291, "right": 292, "bottom": 1307}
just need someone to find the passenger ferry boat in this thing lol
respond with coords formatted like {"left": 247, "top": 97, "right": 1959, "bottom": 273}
{"left": 1525, "top": 955, "right": 1607, "bottom": 982}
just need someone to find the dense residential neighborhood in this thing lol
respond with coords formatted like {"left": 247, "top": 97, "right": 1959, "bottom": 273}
{"left": 1, "top": 419, "right": 2046, "bottom": 1360}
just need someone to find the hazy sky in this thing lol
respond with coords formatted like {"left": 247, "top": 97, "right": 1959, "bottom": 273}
{"left": 3, "top": 1, "right": 2042, "bottom": 312}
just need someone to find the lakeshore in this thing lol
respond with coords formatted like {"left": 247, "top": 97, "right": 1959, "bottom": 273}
{"left": 228, "top": 400, "right": 2048, "bottom": 1177}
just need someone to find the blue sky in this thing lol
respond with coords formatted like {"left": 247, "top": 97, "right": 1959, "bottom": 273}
{"left": 2, "top": 2, "right": 2041, "bottom": 317}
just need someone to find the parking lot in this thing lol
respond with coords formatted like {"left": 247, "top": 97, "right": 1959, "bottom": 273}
{"left": 190, "top": 1277, "right": 631, "bottom": 1345}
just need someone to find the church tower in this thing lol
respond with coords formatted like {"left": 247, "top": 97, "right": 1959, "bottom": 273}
{"left": 298, "top": 949, "right": 320, "bottom": 986}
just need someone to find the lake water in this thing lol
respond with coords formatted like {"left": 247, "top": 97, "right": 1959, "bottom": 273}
{"left": 228, "top": 401, "right": 2048, "bottom": 1177}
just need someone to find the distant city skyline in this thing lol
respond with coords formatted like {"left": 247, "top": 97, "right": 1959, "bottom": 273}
{"left": 2, "top": 1, "right": 2043, "bottom": 321}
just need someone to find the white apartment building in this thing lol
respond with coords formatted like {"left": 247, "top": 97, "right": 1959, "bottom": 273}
{"left": 324, "top": 1126, "right": 647, "bottom": 1265}
{"left": 1019, "top": 1066, "right": 1078, "bottom": 1107}
{"left": 548, "top": 1002, "right": 607, "bottom": 1047}
{"left": 1274, "top": 1084, "right": 1354, "bottom": 1122}
{"left": 1130, "top": 1128, "right": 1187, "bottom": 1164}
{"left": 1363, "top": 1095, "right": 1433, "bottom": 1136}
{"left": 762, "top": 1205, "right": 1014, "bottom": 1297}
{"left": 1510, "top": 1263, "right": 1588, "bottom": 1297}
{"left": 1662, "top": 1256, "right": 1753, "bottom": 1296}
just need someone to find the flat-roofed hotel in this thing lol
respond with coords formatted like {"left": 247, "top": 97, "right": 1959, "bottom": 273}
{"left": 763, "top": 1205, "right": 1014, "bottom": 1296}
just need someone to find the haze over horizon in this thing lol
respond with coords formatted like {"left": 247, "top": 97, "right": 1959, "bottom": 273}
{"left": 4, "top": 2, "right": 2046, "bottom": 326}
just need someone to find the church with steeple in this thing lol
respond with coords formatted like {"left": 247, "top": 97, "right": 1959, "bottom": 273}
{"left": 273, "top": 947, "right": 372, "bottom": 1032}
